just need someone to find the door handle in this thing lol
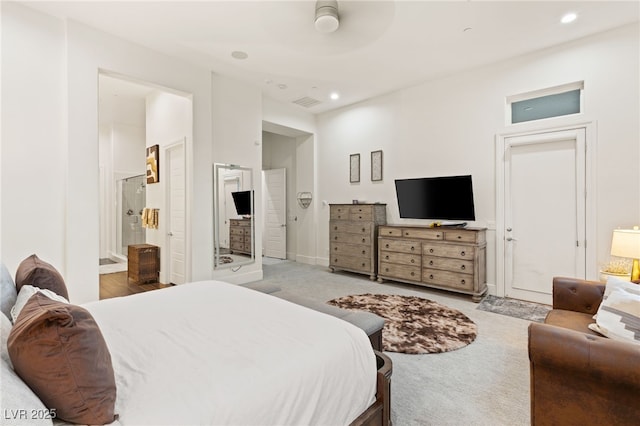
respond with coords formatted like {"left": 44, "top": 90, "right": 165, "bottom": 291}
{"left": 168, "top": 232, "right": 173, "bottom": 236}
{"left": 506, "top": 237, "right": 518, "bottom": 241}
{"left": 506, "top": 227, "right": 512, "bottom": 232}
{"left": 281, "top": 224, "right": 286, "bottom": 227}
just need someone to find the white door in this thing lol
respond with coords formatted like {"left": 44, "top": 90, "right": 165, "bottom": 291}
{"left": 504, "top": 129, "right": 586, "bottom": 304}
{"left": 263, "top": 168, "right": 287, "bottom": 259}
{"left": 166, "top": 142, "right": 186, "bottom": 285}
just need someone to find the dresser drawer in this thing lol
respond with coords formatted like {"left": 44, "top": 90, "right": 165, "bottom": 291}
{"left": 402, "top": 228, "right": 443, "bottom": 240}
{"left": 230, "top": 234, "right": 245, "bottom": 244}
{"left": 379, "top": 251, "right": 420, "bottom": 266}
{"left": 230, "top": 227, "right": 245, "bottom": 236}
{"left": 379, "top": 238, "right": 421, "bottom": 255}
{"left": 444, "top": 230, "right": 481, "bottom": 243}
{"left": 331, "top": 242, "right": 371, "bottom": 259}
{"left": 379, "top": 262, "right": 420, "bottom": 281}
{"left": 330, "top": 255, "right": 371, "bottom": 272}
{"left": 422, "top": 269, "right": 474, "bottom": 291}
{"left": 422, "top": 243, "right": 475, "bottom": 260}
{"left": 350, "top": 206, "right": 373, "bottom": 221}
{"left": 330, "top": 232, "right": 371, "bottom": 245}
{"left": 379, "top": 226, "right": 403, "bottom": 237}
{"left": 423, "top": 255, "right": 473, "bottom": 275}
{"left": 330, "top": 221, "right": 372, "bottom": 235}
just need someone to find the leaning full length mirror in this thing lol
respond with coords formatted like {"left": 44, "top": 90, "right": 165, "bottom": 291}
{"left": 213, "top": 163, "right": 255, "bottom": 270}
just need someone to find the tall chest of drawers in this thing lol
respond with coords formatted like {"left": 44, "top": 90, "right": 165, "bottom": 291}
{"left": 378, "top": 225, "right": 487, "bottom": 301}
{"left": 229, "top": 218, "right": 252, "bottom": 255}
{"left": 329, "top": 204, "right": 387, "bottom": 280}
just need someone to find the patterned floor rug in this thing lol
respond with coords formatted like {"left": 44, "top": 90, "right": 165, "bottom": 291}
{"left": 476, "top": 295, "right": 551, "bottom": 323}
{"left": 328, "top": 293, "right": 477, "bottom": 354}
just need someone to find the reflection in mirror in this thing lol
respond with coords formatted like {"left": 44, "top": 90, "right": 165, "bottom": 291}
{"left": 213, "top": 163, "right": 255, "bottom": 270}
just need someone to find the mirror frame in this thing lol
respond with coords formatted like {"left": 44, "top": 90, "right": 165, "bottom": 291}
{"left": 213, "top": 163, "right": 255, "bottom": 270}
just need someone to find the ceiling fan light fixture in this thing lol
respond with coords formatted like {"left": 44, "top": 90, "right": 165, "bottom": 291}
{"left": 315, "top": 0, "right": 340, "bottom": 33}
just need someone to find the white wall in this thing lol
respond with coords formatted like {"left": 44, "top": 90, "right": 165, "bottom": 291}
{"left": 1, "top": 2, "right": 66, "bottom": 280}
{"left": 2, "top": 3, "right": 213, "bottom": 302}
{"left": 315, "top": 23, "right": 640, "bottom": 290}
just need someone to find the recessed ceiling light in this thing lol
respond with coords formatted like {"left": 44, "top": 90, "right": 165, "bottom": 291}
{"left": 561, "top": 13, "right": 577, "bottom": 24}
{"left": 231, "top": 51, "right": 248, "bottom": 60}
{"left": 330, "top": 92, "right": 340, "bottom": 100}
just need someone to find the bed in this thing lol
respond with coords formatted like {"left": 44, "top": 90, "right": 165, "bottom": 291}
{"left": 1, "top": 256, "right": 391, "bottom": 426}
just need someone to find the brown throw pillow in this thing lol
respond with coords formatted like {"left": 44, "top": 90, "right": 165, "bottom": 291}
{"left": 7, "top": 293, "right": 116, "bottom": 425}
{"left": 14, "top": 254, "right": 69, "bottom": 300}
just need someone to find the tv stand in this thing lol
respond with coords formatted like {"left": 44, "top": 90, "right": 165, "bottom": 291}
{"left": 377, "top": 224, "right": 487, "bottom": 302}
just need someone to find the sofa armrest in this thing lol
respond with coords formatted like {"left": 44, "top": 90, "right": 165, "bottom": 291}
{"left": 528, "top": 322, "right": 640, "bottom": 425}
{"left": 552, "top": 276, "right": 605, "bottom": 315}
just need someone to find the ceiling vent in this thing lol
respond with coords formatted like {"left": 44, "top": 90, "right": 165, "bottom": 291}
{"left": 292, "top": 96, "right": 322, "bottom": 108}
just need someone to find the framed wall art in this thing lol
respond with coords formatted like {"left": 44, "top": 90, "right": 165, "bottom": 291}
{"left": 350, "top": 153, "right": 360, "bottom": 183}
{"left": 146, "top": 144, "right": 160, "bottom": 184}
{"left": 371, "top": 150, "right": 383, "bottom": 181}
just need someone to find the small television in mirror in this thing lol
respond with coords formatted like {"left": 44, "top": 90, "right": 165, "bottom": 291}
{"left": 395, "top": 175, "right": 475, "bottom": 222}
{"left": 231, "top": 190, "right": 253, "bottom": 216}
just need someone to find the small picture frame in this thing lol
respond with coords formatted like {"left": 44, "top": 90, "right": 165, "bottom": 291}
{"left": 371, "top": 150, "right": 383, "bottom": 181}
{"left": 350, "top": 153, "right": 360, "bottom": 183}
{"left": 146, "top": 144, "right": 160, "bottom": 184}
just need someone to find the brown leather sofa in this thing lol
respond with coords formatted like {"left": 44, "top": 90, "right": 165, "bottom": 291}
{"left": 528, "top": 277, "right": 640, "bottom": 426}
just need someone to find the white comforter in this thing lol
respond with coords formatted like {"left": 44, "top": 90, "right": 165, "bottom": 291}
{"left": 82, "top": 281, "right": 376, "bottom": 426}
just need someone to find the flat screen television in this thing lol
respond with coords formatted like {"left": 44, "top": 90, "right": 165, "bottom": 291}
{"left": 395, "top": 175, "right": 475, "bottom": 221}
{"left": 231, "top": 190, "right": 253, "bottom": 216}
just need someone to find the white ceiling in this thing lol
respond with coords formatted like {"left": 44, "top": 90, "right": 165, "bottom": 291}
{"left": 23, "top": 1, "right": 640, "bottom": 114}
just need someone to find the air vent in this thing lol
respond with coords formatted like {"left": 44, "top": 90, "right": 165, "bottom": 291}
{"left": 292, "top": 96, "right": 322, "bottom": 108}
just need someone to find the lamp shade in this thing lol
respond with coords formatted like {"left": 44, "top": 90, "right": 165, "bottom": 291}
{"left": 611, "top": 227, "right": 640, "bottom": 259}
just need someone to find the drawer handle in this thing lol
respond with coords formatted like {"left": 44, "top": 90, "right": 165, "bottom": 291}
{"left": 385, "top": 268, "right": 389, "bottom": 272}
{"left": 461, "top": 265, "right": 465, "bottom": 270}
{"left": 410, "top": 246, "right": 415, "bottom": 251}
{"left": 334, "top": 258, "right": 338, "bottom": 262}
{"left": 334, "top": 226, "right": 338, "bottom": 230}
{"left": 358, "top": 216, "right": 363, "bottom": 219}
{"left": 362, "top": 228, "right": 366, "bottom": 232}
{"left": 388, "top": 230, "right": 393, "bottom": 234}
{"left": 362, "top": 250, "right": 366, "bottom": 255}
{"left": 429, "top": 274, "right": 434, "bottom": 280}
{"left": 362, "top": 238, "right": 366, "bottom": 243}
{"left": 461, "top": 279, "right": 466, "bottom": 285}
{"left": 411, "top": 259, "right": 415, "bottom": 264}
{"left": 461, "top": 251, "right": 466, "bottom": 256}
{"left": 429, "top": 248, "right": 434, "bottom": 253}
{"left": 457, "top": 235, "right": 462, "bottom": 239}
{"left": 334, "top": 247, "right": 337, "bottom": 251}
{"left": 334, "top": 236, "right": 338, "bottom": 240}
{"left": 385, "top": 255, "right": 389, "bottom": 260}
{"left": 429, "top": 260, "right": 433, "bottom": 266}
{"left": 362, "top": 263, "right": 366, "bottom": 267}
{"left": 385, "top": 244, "right": 389, "bottom": 248}
{"left": 410, "top": 272, "right": 415, "bottom": 276}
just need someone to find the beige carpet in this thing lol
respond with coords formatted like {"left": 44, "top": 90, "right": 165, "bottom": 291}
{"left": 256, "top": 261, "right": 531, "bottom": 426}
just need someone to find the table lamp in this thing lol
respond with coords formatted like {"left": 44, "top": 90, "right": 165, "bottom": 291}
{"left": 611, "top": 226, "right": 640, "bottom": 283}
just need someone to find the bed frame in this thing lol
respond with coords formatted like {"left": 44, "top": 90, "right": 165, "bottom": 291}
{"left": 351, "top": 351, "right": 392, "bottom": 426}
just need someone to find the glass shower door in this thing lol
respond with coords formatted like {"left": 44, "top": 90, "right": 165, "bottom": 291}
{"left": 117, "top": 175, "right": 146, "bottom": 257}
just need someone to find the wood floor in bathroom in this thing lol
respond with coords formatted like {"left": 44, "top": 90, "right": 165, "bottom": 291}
{"left": 99, "top": 271, "right": 171, "bottom": 300}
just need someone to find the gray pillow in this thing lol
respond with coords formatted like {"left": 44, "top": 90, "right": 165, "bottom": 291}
{"left": 1, "top": 262, "right": 17, "bottom": 320}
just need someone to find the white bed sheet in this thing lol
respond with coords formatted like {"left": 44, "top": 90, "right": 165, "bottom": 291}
{"left": 83, "top": 281, "right": 376, "bottom": 426}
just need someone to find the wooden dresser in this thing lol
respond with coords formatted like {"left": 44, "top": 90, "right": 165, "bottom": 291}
{"left": 329, "top": 203, "right": 387, "bottom": 280}
{"left": 378, "top": 225, "right": 487, "bottom": 301}
{"left": 229, "top": 218, "right": 252, "bottom": 255}
{"left": 128, "top": 244, "right": 160, "bottom": 284}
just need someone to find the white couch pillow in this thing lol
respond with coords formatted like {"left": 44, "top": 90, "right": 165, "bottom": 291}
{"left": 589, "top": 286, "right": 640, "bottom": 345}
{"left": 10, "top": 285, "right": 69, "bottom": 324}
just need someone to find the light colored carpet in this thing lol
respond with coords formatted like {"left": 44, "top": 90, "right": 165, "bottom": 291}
{"left": 257, "top": 261, "right": 531, "bottom": 426}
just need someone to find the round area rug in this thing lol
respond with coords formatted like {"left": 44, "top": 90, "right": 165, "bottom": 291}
{"left": 328, "top": 293, "right": 477, "bottom": 354}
